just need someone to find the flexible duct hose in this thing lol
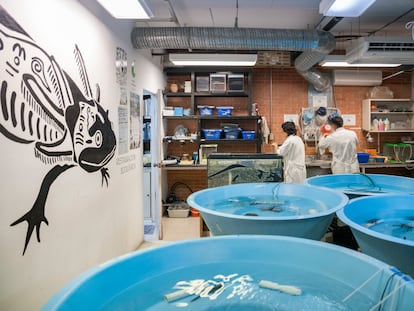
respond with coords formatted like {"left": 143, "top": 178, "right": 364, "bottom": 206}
{"left": 131, "top": 27, "right": 336, "bottom": 91}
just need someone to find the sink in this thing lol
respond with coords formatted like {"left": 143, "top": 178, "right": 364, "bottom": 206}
{"left": 306, "top": 159, "right": 331, "bottom": 168}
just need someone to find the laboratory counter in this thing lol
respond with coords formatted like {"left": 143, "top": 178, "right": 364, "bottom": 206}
{"left": 305, "top": 159, "right": 414, "bottom": 177}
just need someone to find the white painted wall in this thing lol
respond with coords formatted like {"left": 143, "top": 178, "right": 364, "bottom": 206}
{"left": 0, "top": 0, "right": 164, "bottom": 310}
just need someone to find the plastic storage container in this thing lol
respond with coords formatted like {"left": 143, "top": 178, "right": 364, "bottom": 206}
{"left": 242, "top": 130, "right": 256, "bottom": 140}
{"left": 357, "top": 152, "right": 370, "bottom": 163}
{"left": 223, "top": 129, "right": 241, "bottom": 139}
{"left": 216, "top": 106, "right": 234, "bottom": 116}
{"left": 167, "top": 205, "right": 190, "bottom": 218}
{"left": 198, "top": 105, "right": 214, "bottom": 116}
{"left": 202, "top": 129, "right": 222, "bottom": 140}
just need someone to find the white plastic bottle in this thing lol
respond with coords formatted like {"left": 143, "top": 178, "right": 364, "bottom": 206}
{"left": 384, "top": 118, "right": 390, "bottom": 131}
{"left": 372, "top": 117, "right": 379, "bottom": 131}
{"left": 378, "top": 119, "right": 384, "bottom": 131}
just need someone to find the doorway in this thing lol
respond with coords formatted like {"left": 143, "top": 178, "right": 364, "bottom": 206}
{"left": 143, "top": 89, "right": 161, "bottom": 241}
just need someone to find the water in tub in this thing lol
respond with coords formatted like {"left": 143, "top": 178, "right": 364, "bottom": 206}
{"left": 101, "top": 263, "right": 384, "bottom": 310}
{"left": 203, "top": 194, "right": 328, "bottom": 217}
{"left": 364, "top": 217, "right": 414, "bottom": 241}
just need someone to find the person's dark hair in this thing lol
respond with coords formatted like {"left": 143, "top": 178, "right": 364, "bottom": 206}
{"left": 281, "top": 121, "right": 297, "bottom": 136}
{"left": 328, "top": 116, "right": 343, "bottom": 128}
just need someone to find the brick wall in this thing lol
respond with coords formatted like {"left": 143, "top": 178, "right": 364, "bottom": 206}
{"left": 166, "top": 170, "right": 207, "bottom": 202}
{"left": 164, "top": 68, "right": 412, "bottom": 202}
{"left": 252, "top": 68, "right": 412, "bottom": 154}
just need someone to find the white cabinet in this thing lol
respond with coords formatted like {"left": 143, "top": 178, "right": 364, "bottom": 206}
{"left": 362, "top": 99, "right": 414, "bottom": 132}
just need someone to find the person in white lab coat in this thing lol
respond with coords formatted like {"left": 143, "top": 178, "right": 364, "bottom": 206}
{"left": 318, "top": 116, "right": 359, "bottom": 174}
{"left": 276, "top": 121, "right": 306, "bottom": 183}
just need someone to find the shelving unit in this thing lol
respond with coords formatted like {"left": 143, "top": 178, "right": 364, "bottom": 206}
{"left": 162, "top": 68, "right": 262, "bottom": 162}
{"left": 362, "top": 98, "right": 414, "bottom": 154}
{"left": 362, "top": 99, "right": 414, "bottom": 132}
{"left": 160, "top": 68, "right": 262, "bottom": 227}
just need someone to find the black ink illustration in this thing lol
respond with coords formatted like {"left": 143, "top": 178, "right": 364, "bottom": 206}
{"left": 0, "top": 6, "right": 117, "bottom": 254}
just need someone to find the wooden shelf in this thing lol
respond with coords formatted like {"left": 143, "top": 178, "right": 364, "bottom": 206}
{"left": 162, "top": 68, "right": 262, "bottom": 209}
{"left": 162, "top": 165, "right": 207, "bottom": 171}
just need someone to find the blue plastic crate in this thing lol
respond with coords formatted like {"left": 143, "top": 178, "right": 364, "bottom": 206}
{"left": 202, "top": 129, "right": 222, "bottom": 140}
{"left": 357, "top": 152, "right": 370, "bottom": 163}
{"left": 216, "top": 106, "right": 234, "bottom": 116}
{"left": 198, "top": 105, "right": 214, "bottom": 116}
{"left": 242, "top": 131, "right": 256, "bottom": 140}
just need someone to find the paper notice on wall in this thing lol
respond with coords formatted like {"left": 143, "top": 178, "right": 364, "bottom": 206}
{"left": 342, "top": 114, "right": 356, "bottom": 126}
{"left": 284, "top": 114, "right": 299, "bottom": 125}
{"left": 116, "top": 47, "right": 127, "bottom": 86}
{"left": 118, "top": 106, "right": 129, "bottom": 155}
{"left": 312, "top": 95, "right": 327, "bottom": 107}
{"left": 129, "top": 92, "right": 140, "bottom": 150}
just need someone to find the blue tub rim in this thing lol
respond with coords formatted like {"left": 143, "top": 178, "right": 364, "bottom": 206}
{"left": 41, "top": 234, "right": 413, "bottom": 310}
{"left": 187, "top": 182, "right": 349, "bottom": 221}
{"left": 305, "top": 173, "right": 414, "bottom": 196}
{"left": 336, "top": 194, "right": 414, "bottom": 247}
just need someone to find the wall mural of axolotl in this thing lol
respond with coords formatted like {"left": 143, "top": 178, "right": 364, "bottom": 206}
{"left": 0, "top": 6, "right": 117, "bottom": 255}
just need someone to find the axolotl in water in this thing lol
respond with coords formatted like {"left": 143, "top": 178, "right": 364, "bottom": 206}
{"left": 0, "top": 6, "right": 116, "bottom": 254}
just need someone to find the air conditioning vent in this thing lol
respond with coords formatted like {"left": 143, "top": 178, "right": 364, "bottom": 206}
{"left": 366, "top": 42, "right": 414, "bottom": 52}
{"left": 346, "top": 37, "right": 414, "bottom": 64}
{"left": 333, "top": 70, "right": 382, "bottom": 86}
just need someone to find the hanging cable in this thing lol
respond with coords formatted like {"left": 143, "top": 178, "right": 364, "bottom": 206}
{"left": 234, "top": 0, "right": 239, "bottom": 28}
{"left": 368, "top": 7, "right": 414, "bottom": 36}
{"left": 209, "top": 8, "right": 215, "bottom": 26}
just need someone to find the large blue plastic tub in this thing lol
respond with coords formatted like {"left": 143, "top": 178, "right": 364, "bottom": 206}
{"left": 337, "top": 194, "right": 414, "bottom": 277}
{"left": 41, "top": 236, "right": 414, "bottom": 310}
{"left": 187, "top": 182, "right": 348, "bottom": 240}
{"left": 306, "top": 174, "right": 414, "bottom": 198}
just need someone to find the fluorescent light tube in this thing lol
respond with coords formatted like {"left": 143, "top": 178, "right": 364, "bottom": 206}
{"left": 320, "top": 56, "right": 401, "bottom": 68}
{"left": 169, "top": 54, "right": 257, "bottom": 66}
{"left": 319, "top": 0, "right": 376, "bottom": 17}
{"left": 321, "top": 61, "right": 401, "bottom": 68}
{"left": 97, "top": 0, "right": 153, "bottom": 19}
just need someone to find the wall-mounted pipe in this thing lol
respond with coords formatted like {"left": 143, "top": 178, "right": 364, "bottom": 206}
{"left": 131, "top": 27, "right": 336, "bottom": 91}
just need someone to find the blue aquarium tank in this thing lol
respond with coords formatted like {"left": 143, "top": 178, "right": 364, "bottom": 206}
{"left": 42, "top": 236, "right": 414, "bottom": 311}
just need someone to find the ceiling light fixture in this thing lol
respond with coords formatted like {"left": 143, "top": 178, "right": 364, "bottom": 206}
{"left": 169, "top": 54, "right": 258, "bottom": 66}
{"left": 320, "top": 55, "right": 401, "bottom": 68}
{"left": 96, "top": 0, "right": 153, "bottom": 19}
{"left": 319, "top": 0, "right": 376, "bottom": 17}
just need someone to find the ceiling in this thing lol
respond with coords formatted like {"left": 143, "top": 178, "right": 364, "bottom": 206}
{"left": 135, "top": 0, "right": 414, "bottom": 52}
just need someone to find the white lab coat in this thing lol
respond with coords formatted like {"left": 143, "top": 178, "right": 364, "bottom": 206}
{"left": 318, "top": 127, "right": 359, "bottom": 174}
{"left": 278, "top": 135, "right": 306, "bottom": 183}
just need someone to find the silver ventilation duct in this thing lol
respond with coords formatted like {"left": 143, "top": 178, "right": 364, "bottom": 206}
{"left": 131, "top": 27, "right": 336, "bottom": 91}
